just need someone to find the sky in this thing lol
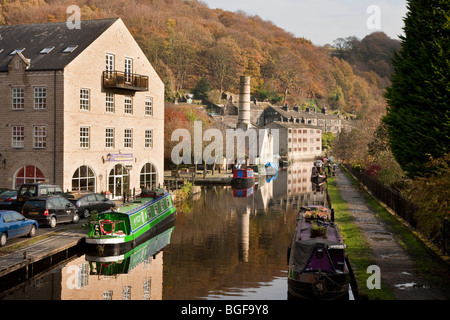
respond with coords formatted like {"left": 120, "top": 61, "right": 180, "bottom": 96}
{"left": 201, "top": 0, "right": 408, "bottom": 45}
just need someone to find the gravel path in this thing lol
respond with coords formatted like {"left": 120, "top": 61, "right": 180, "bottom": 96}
{"left": 335, "top": 170, "right": 447, "bottom": 300}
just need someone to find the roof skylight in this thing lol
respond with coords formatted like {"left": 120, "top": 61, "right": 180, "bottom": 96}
{"left": 10, "top": 48, "right": 25, "bottom": 55}
{"left": 62, "top": 45, "right": 78, "bottom": 53}
{"left": 40, "top": 46, "right": 55, "bottom": 54}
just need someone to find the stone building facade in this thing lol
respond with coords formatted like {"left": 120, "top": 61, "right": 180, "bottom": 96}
{"left": 264, "top": 121, "right": 322, "bottom": 160}
{"left": 0, "top": 18, "right": 164, "bottom": 199}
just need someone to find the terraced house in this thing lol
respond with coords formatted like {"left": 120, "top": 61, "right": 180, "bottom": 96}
{"left": 0, "top": 18, "right": 164, "bottom": 199}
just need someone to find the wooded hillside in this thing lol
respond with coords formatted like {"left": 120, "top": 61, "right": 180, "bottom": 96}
{"left": 0, "top": 0, "right": 399, "bottom": 121}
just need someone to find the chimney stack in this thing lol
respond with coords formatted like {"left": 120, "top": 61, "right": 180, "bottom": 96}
{"left": 237, "top": 76, "right": 251, "bottom": 130}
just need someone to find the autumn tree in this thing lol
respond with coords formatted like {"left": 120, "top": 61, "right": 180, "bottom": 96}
{"left": 207, "top": 36, "right": 246, "bottom": 93}
{"left": 273, "top": 51, "right": 307, "bottom": 104}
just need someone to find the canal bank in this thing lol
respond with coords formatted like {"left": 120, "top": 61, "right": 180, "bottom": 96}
{"left": 0, "top": 227, "right": 86, "bottom": 296}
{"left": 329, "top": 167, "right": 449, "bottom": 300}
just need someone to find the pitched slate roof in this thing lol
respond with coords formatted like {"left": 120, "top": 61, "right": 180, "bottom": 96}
{"left": 269, "top": 106, "right": 340, "bottom": 120}
{"left": 0, "top": 18, "right": 119, "bottom": 72}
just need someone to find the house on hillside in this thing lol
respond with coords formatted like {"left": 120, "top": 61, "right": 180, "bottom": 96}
{"left": 263, "top": 105, "right": 343, "bottom": 135}
{"left": 0, "top": 18, "right": 164, "bottom": 199}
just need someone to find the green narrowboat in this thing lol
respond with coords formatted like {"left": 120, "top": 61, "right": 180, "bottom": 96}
{"left": 86, "top": 226, "right": 174, "bottom": 275}
{"left": 85, "top": 189, "right": 176, "bottom": 255}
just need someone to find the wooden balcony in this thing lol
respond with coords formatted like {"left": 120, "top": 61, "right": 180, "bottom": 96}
{"left": 103, "top": 71, "right": 148, "bottom": 91}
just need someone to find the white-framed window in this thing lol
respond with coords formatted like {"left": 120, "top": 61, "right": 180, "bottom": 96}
{"left": 103, "top": 290, "right": 113, "bottom": 300}
{"left": 145, "top": 129, "right": 153, "bottom": 148}
{"left": 34, "top": 87, "right": 46, "bottom": 109}
{"left": 106, "top": 53, "right": 114, "bottom": 74}
{"left": 145, "top": 96, "right": 153, "bottom": 116}
{"left": 122, "top": 286, "right": 131, "bottom": 300}
{"left": 106, "top": 127, "right": 115, "bottom": 148}
{"left": 124, "top": 96, "right": 133, "bottom": 114}
{"left": 12, "top": 125, "right": 24, "bottom": 148}
{"left": 12, "top": 87, "right": 24, "bottom": 110}
{"left": 124, "top": 128, "right": 133, "bottom": 148}
{"left": 33, "top": 126, "right": 47, "bottom": 149}
{"left": 80, "top": 88, "right": 90, "bottom": 111}
{"left": 143, "top": 278, "right": 151, "bottom": 300}
{"left": 72, "top": 166, "right": 96, "bottom": 192}
{"left": 80, "top": 127, "right": 90, "bottom": 149}
{"left": 140, "top": 163, "right": 157, "bottom": 190}
{"left": 106, "top": 93, "right": 114, "bottom": 113}
{"left": 125, "top": 57, "right": 133, "bottom": 82}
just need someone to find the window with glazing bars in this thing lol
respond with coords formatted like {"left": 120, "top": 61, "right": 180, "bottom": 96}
{"left": 124, "top": 128, "right": 133, "bottom": 148}
{"left": 80, "top": 127, "right": 90, "bottom": 148}
{"left": 12, "top": 125, "right": 24, "bottom": 148}
{"left": 34, "top": 87, "right": 46, "bottom": 109}
{"left": 80, "top": 88, "right": 90, "bottom": 111}
{"left": 12, "top": 87, "right": 24, "bottom": 110}
{"left": 33, "top": 126, "right": 47, "bottom": 149}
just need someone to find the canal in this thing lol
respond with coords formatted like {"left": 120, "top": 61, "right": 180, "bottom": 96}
{"left": 1, "top": 160, "right": 329, "bottom": 300}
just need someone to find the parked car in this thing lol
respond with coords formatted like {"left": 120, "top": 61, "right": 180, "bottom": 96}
{"left": 0, "top": 190, "right": 18, "bottom": 210}
{"left": 0, "top": 188, "right": 11, "bottom": 194}
{"left": 64, "top": 191, "right": 116, "bottom": 218}
{"left": 21, "top": 195, "right": 80, "bottom": 228}
{"left": 16, "top": 183, "right": 64, "bottom": 211}
{"left": 0, "top": 210, "right": 38, "bottom": 247}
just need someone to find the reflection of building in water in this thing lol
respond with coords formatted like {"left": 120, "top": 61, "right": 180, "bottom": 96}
{"left": 60, "top": 228, "right": 173, "bottom": 300}
{"left": 271, "top": 161, "right": 327, "bottom": 209}
{"left": 60, "top": 252, "right": 163, "bottom": 300}
{"left": 252, "top": 179, "right": 273, "bottom": 212}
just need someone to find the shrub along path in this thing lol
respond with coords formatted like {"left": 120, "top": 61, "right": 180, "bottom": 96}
{"left": 333, "top": 168, "right": 448, "bottom": 300}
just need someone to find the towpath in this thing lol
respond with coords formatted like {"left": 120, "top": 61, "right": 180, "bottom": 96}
{"left": 335, "top": 169, "right": 448, "bottom": 300}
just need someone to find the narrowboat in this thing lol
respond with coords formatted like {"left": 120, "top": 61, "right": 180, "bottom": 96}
{"left": 86, "top": 225, "right": 174, "bottom": 275}
{"left": 311, "top": 164, "right": 327, "bottom": 185}
{"left": 287, "top": 205, "right": 350, "bottom": 300}
{"left": 85, "top": 188, "right": 176, "bottom": 256}
{"left": 231, "top": 168, "right": 255, "bottom": 188}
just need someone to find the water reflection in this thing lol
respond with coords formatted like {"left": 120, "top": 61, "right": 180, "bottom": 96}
{"left": 2, "top": 160, "right": 329, "bottom": 300}
{"left": 2, "top": 226, "right": 174, "bottom": 300}
{"left": 162, "top": 160, "right": 328, "bottom": 300}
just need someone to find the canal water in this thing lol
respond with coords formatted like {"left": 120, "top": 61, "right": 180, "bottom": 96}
{"left": 1, "top": 160, "right": 329, "bottom": 300}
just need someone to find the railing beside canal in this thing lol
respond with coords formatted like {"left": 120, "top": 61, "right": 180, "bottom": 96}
{"left": 344, "top": 164, "right": 449, "bottom": 255}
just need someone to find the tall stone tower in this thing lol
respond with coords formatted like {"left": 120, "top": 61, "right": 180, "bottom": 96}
{"left": 237, "top": 75, "right": 251, "bottom": 131}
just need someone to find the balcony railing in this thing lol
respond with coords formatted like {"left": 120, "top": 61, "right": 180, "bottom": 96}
{"left": 103, "top": 71, "right": 148, "bottom": 91}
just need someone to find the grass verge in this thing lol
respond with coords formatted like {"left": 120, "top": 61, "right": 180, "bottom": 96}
{"left": 340, "top": 168, "right": 450, "bottom": 298}
{"left": 327, "top": 175, "right": 396, "bottom": 300}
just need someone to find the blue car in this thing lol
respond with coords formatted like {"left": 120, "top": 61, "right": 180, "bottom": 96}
{"left": 0, "top": 210, "right": 38, "bottom": 247}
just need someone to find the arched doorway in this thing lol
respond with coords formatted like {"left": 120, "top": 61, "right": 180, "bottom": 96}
{"left": 108, "top": 164, "right": 129, "bottom": 199}
{"left": 72, "top": 166, "right": 96, "bottom": 191}
{"left": 140, "top": 163, "right": 158, "bottom": 190}
{"left": 14, "top": 165, "right": 45, "bottom": 189}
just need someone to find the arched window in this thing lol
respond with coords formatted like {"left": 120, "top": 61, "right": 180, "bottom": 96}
{"left": 72, "top": 166, "right": 96, "bottom": 191}
{"left": 108, "top": 164, "right": 129, "bottom": 198}
{"left": 140, "top": 163, "right": 157, "bottom": 190}
{"left": 14, "top": 165, "right": 45, "bottom": 189}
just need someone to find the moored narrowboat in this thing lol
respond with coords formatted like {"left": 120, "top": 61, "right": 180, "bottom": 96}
{"left": 287, "top": 205, "right": 350, "bottom": 300}
{"left": 231, "top": 168, "right": 255, "bottom": 188}
{"left": 85, "top": 188, "right": 176, "bottom": 256}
